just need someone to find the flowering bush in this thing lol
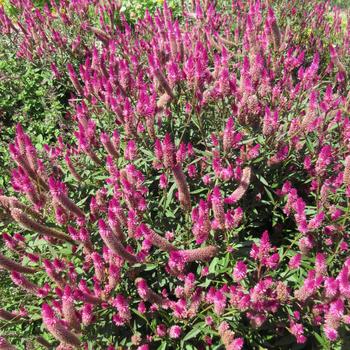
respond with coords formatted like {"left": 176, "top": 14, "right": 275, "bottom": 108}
{"left": 1, "top": 0, "right": 350, "bottom": 349}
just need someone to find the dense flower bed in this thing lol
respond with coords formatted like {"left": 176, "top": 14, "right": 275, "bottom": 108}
{"left": 0, "top": 0, "right": 350, "bottom": 348}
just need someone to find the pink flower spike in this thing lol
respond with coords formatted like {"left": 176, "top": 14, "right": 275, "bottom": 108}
{"left": 289, "top": 254, "right": 302, "bottom": 269}
{"left": 233, "top": 261, "right": 247, "bottom": 282}
{"left": 169, "top": 325, "right": 182, "bottom": 339}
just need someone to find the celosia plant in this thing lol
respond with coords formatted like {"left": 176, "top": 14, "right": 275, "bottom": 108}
{"left": 1, "top": 0, "right": 350, "bottom": 349}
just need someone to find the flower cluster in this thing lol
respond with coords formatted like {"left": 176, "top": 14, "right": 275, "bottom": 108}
{"left": 0, "top": 0, "right": 350, "bottom": 348}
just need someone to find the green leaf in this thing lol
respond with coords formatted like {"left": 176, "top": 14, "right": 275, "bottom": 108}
{"left": 256, "top": 174, "right": 270, "bottom": 187}
{"left": 165, "top": 183, "right": 177, "bottom": 209}
{"left": 157, "top": 343, "right": 167, "bottom": 350}
{"left": 209, "top": 257, "right": 219, "bottom": 273}
{"left": 182, "top": 325, "right": 204, "bottom": 343}
{"left": 313, "top": 331, "right": 328, "bottom": 347}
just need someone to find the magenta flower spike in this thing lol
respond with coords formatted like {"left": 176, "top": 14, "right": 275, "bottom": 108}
{"left": 10, "top": 208, "right": 73, "bottom": 243}
{"left": 48, "top": 177, "right": 85, "bottom": 220}
{"left": 135, "top": 278, "right": 168, "bottom": 307}
{"left": 98, "top": 219, "right": 138, "bottom": 264}
{"left": 173, "top": 163, "right": 191, "bottom": 211}
{"left": 41, "top": 304, "right": 81, "bottom": 348}
{"left": 0, "top": 337, "right": 17, "bottom": 350}
{"left": 62, "top": 286, "right": 81, "bottom": 332}
{"left": 225, "top": 167, "right": 252, "bottom": 204}
{"left": 0, "top": 309, "right": 21, "bottom": 322}
{"left": 0, "top": 253, "right": 35, "bottom": 274}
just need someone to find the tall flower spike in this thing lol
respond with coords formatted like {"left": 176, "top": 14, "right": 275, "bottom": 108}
{"left": 225, "top": 167, "right": 252, "bottom": 204}
{"left": 15, "top": 124, "right": 26, "bottom": 155}
{"left": 10, "top": 208, "right": 74, "bottom": 243}
{"left": 154, "top": 138, "right": 163, "bottom": 163}
{"left": 112, "top": 294, "right": 131, "bottom": 325}
{"left": 135, "top": 278, "right": 168, "bottom": 307}
{"left": 0, "top": 337, "right": 17, "bottom": 350}
{"left": 344, "top": 155, "right": 350, "bottom": 186}
{"left": 211, "top": 186, "right": 225, "bottom": 228}
{"left": 218, "top": 321, "right": 244, "bottom": 350}
{"left": 67, "top": 63, "right": 83, "bottom": 96}
{"left": 0, "top": 253, "right": 36, "bottom": 274}
{"left": 48, "top": 177, "right": 85, "bottom": 219}
{"left": 41, "top": 304, "right": 81, "bottom": 348}
{"left": 64, "top": 155, "right": 82, "bottom": 182}
{"left": 154, "top": 69, "right": 174, "bottom": 99}
{"left": 140, "top": 224, "right": 176, "bottom": 252}
{"left": 192, "top": 200, "right": 211, "bottom": 243}
{"left": 223, "top": 117, "right": 234, "bottom": 153}
{"left": 98, "top": 219, "right": 138, "bottom": 264}
{"left": 173, "top": 163, "right": 191, "bottom": 211}
{"left": 9, "top": 145, "right": 48, "bottom": 191}
{"left": 91, "top": 252, "right": 105, "bottom": 282}
{"left": 267, "top": 7, "right": 281, "bottom": 51}
{"left": 82, "top": 304, "right": 94, "bottom": 326}
{"left": 180, "top": 246, "right": 218, "bottom": 262}
{"left": 162, "top": 134, "right": 175, "bottom": 169}
{"left": 10, "top": 272, "right": 40, "bottom": 296}
{"left": 170, "top": 246, "right": 218, "bottom": 272}
{"left": 100, "top": 132, "right": 119, "bottom": 159}
{"left": 108, "top": 210, "right": 125, "bottom": 242}
{"left": 62, "top": 286, "right": 81, "bottom": 332}
{"left": 7, "top": 196, "right": 43, "bottom": 221}
{"left": 74, "top": 289, "right": 102, "bottom": 305}
{"left": 0, "top": 308, "right": 21, "bottom": 322}
{"left": 43, "top": 259, "right": 65, "bottom": 289}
